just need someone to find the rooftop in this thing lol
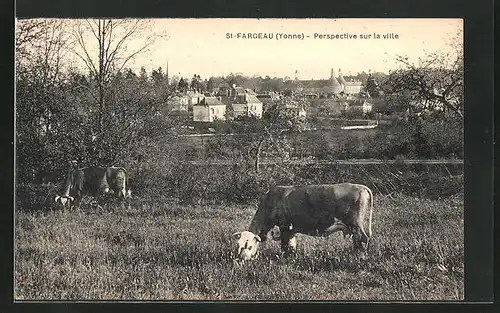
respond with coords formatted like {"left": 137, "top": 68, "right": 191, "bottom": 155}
{"left": 198, "top": 97, "right": 224, "bottom": 106}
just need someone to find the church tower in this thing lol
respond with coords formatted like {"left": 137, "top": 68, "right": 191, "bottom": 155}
{"left": 330, "top": 68, "right": 343, "bottom": 95}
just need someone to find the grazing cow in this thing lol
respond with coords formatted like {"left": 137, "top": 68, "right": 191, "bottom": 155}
{"left": 233, "top": 183, "right": 374, "bottom": 262}
{"left": 55, "top": 166, "right": 132, "bottom": 209}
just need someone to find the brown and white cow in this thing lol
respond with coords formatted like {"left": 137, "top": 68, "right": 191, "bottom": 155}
{"left": 55, "top": 166, "right": 132, "bottom": 209}
{"left": 233, "top": 183, "right": 374, "bottom": 262}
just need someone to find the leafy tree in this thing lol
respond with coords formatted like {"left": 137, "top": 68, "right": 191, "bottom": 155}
{"left": 190, "top": 74, "right": 204, "bottom": 91}
{"left": 364, "top": 74, "right": 382, "bottom": 98}
{"left": 151, "top": 67, "right": 165, "bottom": 87}
{"left": 15, "top": 19, "right": 73, "bottom": 182}
{"left": 177, "top": 77, "right": 188, "bottom": 91}
{"left": 139, "top": 66, "right": 148, "bottom": 85}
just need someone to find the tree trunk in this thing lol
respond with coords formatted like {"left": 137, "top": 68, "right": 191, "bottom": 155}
{"left": 254, "top": 137, "right": 265, "bottom": 173}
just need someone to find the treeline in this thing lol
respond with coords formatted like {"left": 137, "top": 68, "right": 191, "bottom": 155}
{"left": 16, "top": 65, "right": 177, "bottom": 183}
{"left": 147, "top": 118, "right": 463, "bottom": 163}
{"left": 170, "top": 71, "right": 388, "bottom": 95}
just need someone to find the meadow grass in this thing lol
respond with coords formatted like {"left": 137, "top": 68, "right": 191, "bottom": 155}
{"left": 14, "top": 193, "right": 464, "bottom": 301}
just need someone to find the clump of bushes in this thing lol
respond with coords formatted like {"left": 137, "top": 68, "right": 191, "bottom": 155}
{"left": 16, "top": 161, "right": 463, "bottom": 211}
{"left": 124, "top": 160, "right": 463, "bottom": 206}
{"left": 16, "top": 183, "right": 61, "bottom": 212}
{"left": 334, "top": 119, "right": 463, "bottom": 160}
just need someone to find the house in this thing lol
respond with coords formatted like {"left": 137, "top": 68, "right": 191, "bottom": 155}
{"left": 186, "top": 90, "right": 205, "bottom": 106}
{"left": 337, "top": 68, "right": 363, "bottom": 95}
{"left": 343, "top": 81, "right": 363, "bottom": 95}
{"left": 256, "top": 94, "right": 273, "bottom": 103}
{"left": 256, "top": 94, "right": 275, "bottom": 111}
{"left": 230, "top": 85, "right": 246, "bottom": 97}
{"left": 346, "top": 99, "right": 373, "bottom": 115}
{"left": 193, "top": 97, "right": 226, "bottom": 122}
{"left": 171, "top": 95, "right": 189, "bottom": 112}
{"left": 232, "top": 93, "right": 263, "bottom": 119}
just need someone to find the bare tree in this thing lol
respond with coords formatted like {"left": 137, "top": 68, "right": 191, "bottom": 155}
{"left": 16, "top": 19, "right": 73, "bottom": 182}
{"left": 241, "top": 96, "right": 308, "bottom": 173}
{"left": 16, "top": 19, "right": 71, "bottom": 86}
{"left": 385, "top": 30, "right": 464, "bottom": 119}
{"left": 15, "top": 19, "right": 47, "bottom": 60}
{"left": 70, "top": 19, "right": 171, "bottom": 165}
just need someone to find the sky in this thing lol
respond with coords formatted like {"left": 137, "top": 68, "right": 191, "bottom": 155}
{"left": 65, "top": 18, "right": 463, "bottom": 80}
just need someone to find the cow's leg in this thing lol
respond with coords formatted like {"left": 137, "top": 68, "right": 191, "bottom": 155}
{"left": 119, "top": 196, "right": 126, "bottom": 210}
{"left": 352, "top": 214, "right": 369, "bottom": 251}
{"left": 73, "top": 196, "right": 82, "bottom": 210}
{"left": 125, "top": 189, "right": 132, "bottom": 210}
{"left": 288, "top": 235, "right": 297, "bottom": 252}
{"left": 279, "top": 226, "right": 297, "bottom": 255}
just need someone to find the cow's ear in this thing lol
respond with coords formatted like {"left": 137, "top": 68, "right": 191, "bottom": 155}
{"left": 255, "top": 235, "right": 262, "bottom": 242}
{"left": 232, "top": 232, "right": 241, "bottom": 239}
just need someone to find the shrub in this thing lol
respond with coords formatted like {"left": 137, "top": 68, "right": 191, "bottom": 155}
{"left": 16, "top": 183, "right": 61, "bottom": 212}
{"left": 421, "top": 118, "right": 463, "bottom": 158}
{"left": 115, "top": 159, "right": 464, "bottom": 206}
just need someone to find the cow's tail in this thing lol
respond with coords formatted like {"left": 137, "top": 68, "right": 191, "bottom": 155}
{"left": 366, "top": 186, "right": 374, "bottom": 238}
{"left": 121, "top": 167, "right": 128, "bottom": 198}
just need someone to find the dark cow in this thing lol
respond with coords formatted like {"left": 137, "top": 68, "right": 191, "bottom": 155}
{"left": 55, "top": 166, "right": 132, "bottom": 209}
{"left": 233, "top": 183, "right": 374, "bottom": 262}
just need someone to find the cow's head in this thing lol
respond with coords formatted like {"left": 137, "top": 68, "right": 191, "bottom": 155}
{"left": 233, "top": 231, "right": 261, "bottom": 262}
{"left": 54, "top": 195, "right": 74, "bottom": 209}
{"left": 268, "top": 226, "right": 281, "bottom": 241}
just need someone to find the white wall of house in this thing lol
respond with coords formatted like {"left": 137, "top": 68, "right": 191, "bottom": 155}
{"left": 248, "top": 102, "right": 263, "bottom": 118}
{"left": 172, "top": 96, "right": 189, "bottom": 111}
{"left": 193, "top": 104, "right": 226, "bottom": 122}
{"left": 363, "top": 101, "right": 373, "bottom": 114}
{"left": 232, "top": 103, "right": 263, "bottom": 119}
{"left": 232, "top": 103, "right": 248, "bottom": 119}
{"left": 344, "top": 83, "right": 363, "bottom": 95}
{"left": 188, "top": 94, "right": 204, "bottom": 106}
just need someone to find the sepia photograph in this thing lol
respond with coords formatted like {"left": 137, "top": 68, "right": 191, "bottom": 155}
{"left": 14, "top": 18, "right": 465, "bottom": 301}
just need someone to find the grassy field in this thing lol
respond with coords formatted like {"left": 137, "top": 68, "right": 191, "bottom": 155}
{"left": 15, "top": 193, "right": 464, "bottom": 301}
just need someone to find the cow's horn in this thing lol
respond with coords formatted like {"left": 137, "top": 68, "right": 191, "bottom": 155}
{"left": 232, "top": 232, "right": 241, "bottom": 238}
{"left": 68, "top": 196, "right": 74, "bottom": 201}
{"left": 255, "top": 235, "right": 262, "bottom": 242}
{"left": 55, "top": 196, "right": 60, "bottom": 202}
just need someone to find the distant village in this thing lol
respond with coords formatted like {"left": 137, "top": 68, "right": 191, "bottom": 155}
{"left": 168, "top": 68, "right": 396, "bottom": 123}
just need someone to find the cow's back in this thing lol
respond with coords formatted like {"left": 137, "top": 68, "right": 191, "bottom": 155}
{"left": 70, "top": 167, "right": 108, "bottom": 196}
{"left": 282, "top": 183, "right": 368, "bottom": 228}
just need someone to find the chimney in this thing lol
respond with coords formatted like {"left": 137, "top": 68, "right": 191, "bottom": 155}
{"left": 330, "top": 68, "right": 334, "bottom": 79}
